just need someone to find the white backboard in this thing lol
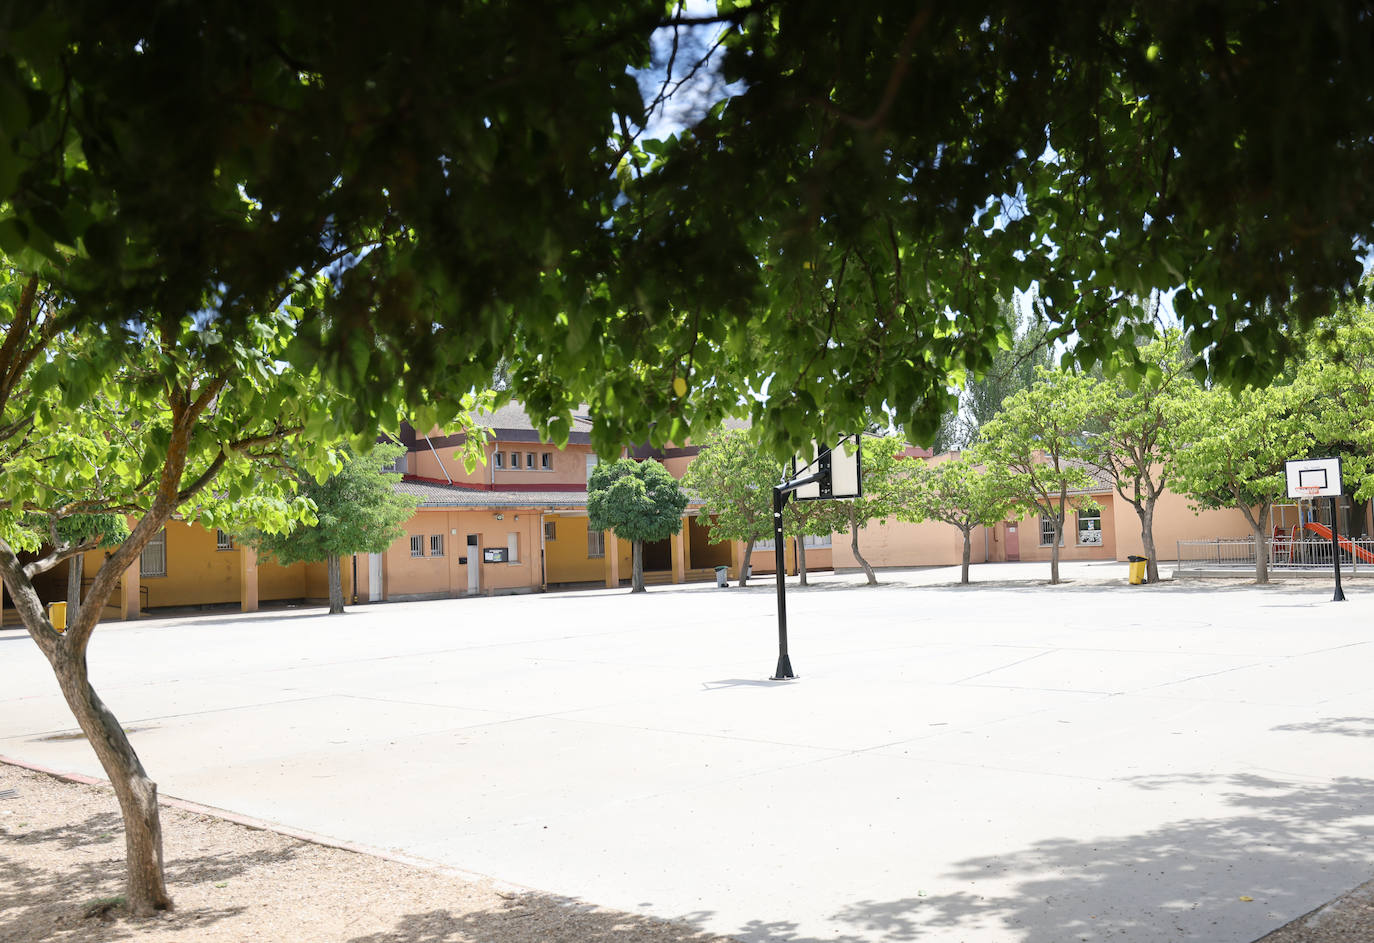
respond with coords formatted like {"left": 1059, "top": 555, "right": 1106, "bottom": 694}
{"left": 793, "top": 435, "right": 863, "bottom": 501}
{"left": 1285, "top": 456, "right": 1343, "bottom": 498}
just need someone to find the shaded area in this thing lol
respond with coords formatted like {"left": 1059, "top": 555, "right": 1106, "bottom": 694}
{"left": 1273, "top": 717, "right": 1374, "bottom": 739}
{"left": 346, "top": 899, "right": 737, "bottom": 943}
{"left": 813, "top": 774, "right": 1374, "bottom": 943}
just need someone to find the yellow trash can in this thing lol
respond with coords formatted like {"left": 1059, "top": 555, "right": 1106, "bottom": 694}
{"left": 1127, "top": 556, "right": 1148, "bottom": 585}
{"left": 47, "top": 601, "right": 67, "bottom": 633}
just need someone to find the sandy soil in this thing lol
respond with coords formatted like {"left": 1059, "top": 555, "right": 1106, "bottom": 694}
{"left": 0, "top": 762, "right": 735, "bottom": 943}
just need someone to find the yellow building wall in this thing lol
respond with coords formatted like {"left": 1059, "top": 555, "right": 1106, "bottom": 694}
{"left": 687, "top": 516, "right": 733, "bottom": 569}
{"left": 830, "top": 517, "right": 991, "bottom": 570}
{"left": 544, "top": 514, "right": 608, "bottom": 583}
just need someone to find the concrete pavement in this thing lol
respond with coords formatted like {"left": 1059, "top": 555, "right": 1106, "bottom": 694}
{"left": 3, "top": 561, "right": 1373, "bottom": 942}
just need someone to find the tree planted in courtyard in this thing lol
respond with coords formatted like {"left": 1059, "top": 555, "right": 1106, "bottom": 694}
{"left": 587, "top": 458, "right": 688, "bottom": 593}
{"left": 244, "top": 443, "right": 418, "bottom": 614}
{"left": 806, "top": 435, "right": 920, "bottom": 586}
{"left": 680, "top": 429, "right": 780, "bottom": 587}
{"left": 908, "top": 458, "right": 1016, "bottom": 584}
{"left": 975, "top": 369, "right": 1099, "bottom": 585}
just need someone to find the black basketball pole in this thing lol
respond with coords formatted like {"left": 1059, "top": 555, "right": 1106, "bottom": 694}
{"left": 770, "top": 486, "right": 795, "bottom": 679}
{"left": 1330, "top": 495, "right": 1346, "bottom": 602}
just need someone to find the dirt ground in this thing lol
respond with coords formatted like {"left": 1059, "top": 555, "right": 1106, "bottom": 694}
{"left": 0, "top": 762, "right": 735, "bottom": 943}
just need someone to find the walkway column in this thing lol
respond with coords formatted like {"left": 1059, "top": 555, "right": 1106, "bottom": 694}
{"left": 605, "top": 535, "right": 620, "bottom": 588}
{"left": 120, "top": 563, "right": 140, "bottom": 621}
{"left": 730, "top": 540, "right": 743, "bottom": 581}
{"left": 240, "top": 546, "right": 259, "bottom": 613}
{"left": 671, "top": 527, "right": 686, "bottom": 584}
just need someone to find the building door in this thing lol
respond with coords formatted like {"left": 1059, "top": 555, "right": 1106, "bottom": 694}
{"left": 368, "top": 554, "right": 383, "bottom": 601}
{"left": 467, "top": 534, "right": 480, "bottom": 595}
{"left": 1003, "top": 523, "right": 1020, "bottom": 561}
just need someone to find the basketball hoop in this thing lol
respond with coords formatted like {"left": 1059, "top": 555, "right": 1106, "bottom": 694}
{"left": 1295, "top": 485, "right": 1322, "bottom": 499}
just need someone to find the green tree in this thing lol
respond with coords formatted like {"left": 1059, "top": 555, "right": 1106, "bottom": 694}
{"left": 587, "top": 458, "right": 689, "bottom": 593}
{"left": 1084, "top": 330, "right": 1200, "bottom": 583}
{"left": 244, "top": 443, "right": 417, "bottom": 614}
{"left": 1296, "top": 296, "right": 1374, "bottom": 508}
{"left": 1171, "top": 385, "right": 1313, "bottom": 584}
{"left": 975, "top": 369, "right": 1099, "bottom": 585}
{"left": 908, "top": 458, "right": 1016, "bottom": 584}
{"left": 0, "top": 268, "right": 371, "bottom": 914}
{"left": 6, "top": 5, "right": 1374, "bottom": 459}
{"left": 680, "top": 429, "right": 780, "bottom": 587}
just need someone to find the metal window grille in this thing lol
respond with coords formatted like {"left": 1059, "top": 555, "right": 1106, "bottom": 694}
{"left": 141, "top": 530, "right": 167, "bottom": 578}
{"left": 1076, "top": 510, "right": 1102, "bottom": 546}
{"left": 430, "top": 534, "right": 444, "bottom": 557}
{"left": 587, "top": 528, "right": 605, "bottom": 558}
{"left": 541, "top": 453, "right": 552, "bottom": 470}
{"left": 544, "top": 521, "right": 557, "bottom": 541}
{"left": 410, "top": 535, "right": 425, "bottom": 557}
{"left": 216, "top": 529, "right": 234, "bottom": 551}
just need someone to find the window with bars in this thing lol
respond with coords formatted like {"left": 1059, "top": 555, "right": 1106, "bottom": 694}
{"left": 1039, "top": 516, "right": 1064, "bottom": 547}
{"left": 544, "top": 521, "right": 557, "bottom": 541}
{"left": 141, "top": 529, "right": 167, "bottom": 578}
{"left": 430, "top": 534, "right": 445, "bottom": 557}
{"left": 1076, "top": 509, "right": 1102, "bottom": 546}
{"left": 215, "top": 529, "right": 234, "bottom": 551}
{"left": 587, "top": 528, "right": 605, "bottom": 558}
{"left": 803, "top": 534, "right": 832, "bottom": 549}
{"left": 410, "top": 535, "right": 425, "bottom": 557}
{"left": 493, "top": 451, "right": 504, "bottom": 468}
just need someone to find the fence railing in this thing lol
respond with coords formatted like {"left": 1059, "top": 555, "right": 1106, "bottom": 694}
{"left": 1176, "top": 536, "right": 1374, "bottom": 573}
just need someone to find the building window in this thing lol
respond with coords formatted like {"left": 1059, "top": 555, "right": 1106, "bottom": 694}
{"left": 430, "top": 534, "right": 445, "bottom": 557}
{"left": 526, "top": 452, "right": 536, "bottom": 469}
{"left": 509, "top": 451, "right": 519, "bottom": 468}
{"left": 586, "top": 454, "right": 599, "bottom": 482}
{"left": 215, "top": 529, "right": 234, "bottom": 551}
{"left": 588, "top": 528, "right": 605, "bottom": 558}
{"left": 507, "top": 532, "right": 520, "bottom": 563}
{"left": 410, "top": 535, "right": 425, "bottom": 557}
{"left": 493, "top": 451, "right": 504, "bottom": 469}
{"left": 140, "top": 529, "right": 167, "bottom": 578}
{"left": 544, "top": 521, "right": 557, "bottom": 541}
{"left": 392, "top": 451, "right": 408, "bottom": 474}
{"left": 1039, "top": 516, "right": 1065, "bottom": 547}
{"left": 803, "top": 534, "right": 831, "bottom": 549}
{"left": 541, "top": 452, "right": 552, "bottom": 470}
{"left": 1077, "top": 509, "right": 1102, "bottom": 546}
{"left": 756, "top": 537, "right": 777, "bottom": 551}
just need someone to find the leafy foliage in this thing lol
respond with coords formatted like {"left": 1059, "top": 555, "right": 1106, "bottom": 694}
{"left": 908, "top": 458, "right": 1016, "bottom": 583}
{"left": 680, "top": 428, "right": 781, "bottom": 585}
{"left": 588, "top": 457, "right": 688, "bottom": 592}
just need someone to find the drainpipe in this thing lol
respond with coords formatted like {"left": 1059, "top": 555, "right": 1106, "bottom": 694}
{"left": 425, "top": 436, "right": 453, "bottom": 484}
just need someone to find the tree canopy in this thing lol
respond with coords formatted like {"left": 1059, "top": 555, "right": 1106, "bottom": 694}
{"left": 679, "top": 428, "right": 780, "bottom": 586}
{"left": 5, "top": 3, "right": 1374, "bottom": 454}
{"left": 587, "top": 457, "right": 688, "bottom": 593}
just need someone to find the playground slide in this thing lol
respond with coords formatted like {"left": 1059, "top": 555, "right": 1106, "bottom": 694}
{"left": 1302, "top": 521, "right": 1374, "bottom": 564}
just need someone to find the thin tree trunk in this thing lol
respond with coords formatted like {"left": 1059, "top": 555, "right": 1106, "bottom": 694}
{"left": 66, "top": 552, "right": 83, "bottom": 620}
{"left": 326, "top": 555, "right": 345, "bottom": 614}
{"left": 850, "top": 507, "right": 876, "bottom": 586}
{"left": 1253, "top": 505, "right": 1270, "bottom": 585}
{"left": 961, "top": 528, "right": 972, "bottom": 584}
{"left": 632, "top": 540, "right": 645, "bottom": 593}
{"left": 1049, "top": 511, "right": 1063, "bottom": 585}
{"left": 55, "top": 652, "right": 172, "bottom": 914}
{"left": 1140, "top": 499, "right": 1160, "bottom": 583}
{"left": 739, "top": 540, "right": 753, "bottom": 588}
{"left": 797, "top": 538, "right": 808, "bottom": 586}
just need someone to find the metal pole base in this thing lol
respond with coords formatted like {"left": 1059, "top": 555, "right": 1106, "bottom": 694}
{"left": 770, "top": 655, "right": 797, "bottom": 681}
{"left": 1333, "top": 586, "right": 1347, "bottom": 602}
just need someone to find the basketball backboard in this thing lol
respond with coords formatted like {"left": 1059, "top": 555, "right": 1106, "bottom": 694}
{"left": 1285, "top": 456, "right": 1343, "bottom": 499}
{"left": 793, "top": 435, "right": 862, "bottom": 501}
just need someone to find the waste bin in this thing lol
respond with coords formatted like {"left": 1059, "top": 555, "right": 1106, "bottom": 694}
{"left": 714, "top": 565, "right": 729, "bottom": 588}
{"left": 47, "top": 601, "right": 67, "bottom": 633}
{"left": 1127, "top": 555, "right": 1148, "bottom": 585}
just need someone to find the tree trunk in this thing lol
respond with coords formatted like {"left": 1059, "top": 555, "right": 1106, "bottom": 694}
{"left": 739, "top": 540, "right": 753, "bottom": 588}
{"left": 961, "top": 528, "right": 972, "bottom": 584}
{"left": 850, "top": 507, "right": 876, "bottom": 586}
{"left": 631, "top": 540, "right": 645, "bottom": 593}
{"left": 1049, "top": 511, "right": 1063, "bottom": 585}
{"left": 1139, "top": 499, "right": 1160, "bottom": 584}
{"left": 55, "top": 651, "right": 172, "bottom": 914}
{"left": 797, "top": 538, "right": 808, "bottom": 586}
{"left": 66, "top": 552, "right": 83, "bottom": 620}
{"left": 326, "top": 555, "right": 345, "bottom": 614}
{"left": 1253, "top": 505, "right": 1270, "bottom": 585}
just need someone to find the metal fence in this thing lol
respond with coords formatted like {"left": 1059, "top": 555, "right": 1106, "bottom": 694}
{"left": 1176, "top": 536, "right": 1374, "bottom": 573}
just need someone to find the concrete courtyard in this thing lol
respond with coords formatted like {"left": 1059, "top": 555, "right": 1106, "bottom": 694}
{"left": 3, "top": 560, "right": 1373, "bottom": 942}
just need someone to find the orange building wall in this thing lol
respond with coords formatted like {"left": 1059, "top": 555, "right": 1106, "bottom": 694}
{"left": 383, "top": 508, "right": 542, "bottom": 599}
{"left": 1012, "top": 495, "right": 1117, "bottom": 562}
{"left": 830, "top": 518, "right": 992, "bottom": 570}
{"left": 1111, "top": 489, "right": 1260, "bottom": 560}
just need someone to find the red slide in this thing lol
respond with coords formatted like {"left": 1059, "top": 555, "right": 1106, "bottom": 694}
{"left": 1302, "top": 521, "right": 1374, "bottom": 564}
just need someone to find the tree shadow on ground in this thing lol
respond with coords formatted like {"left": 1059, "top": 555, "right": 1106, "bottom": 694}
{"left": 818, "top": 773, "right": 1374, "bottom": 943}
{"left": 0, "top": 804, "right": 303, "bottom": 942}
{"left": 1273, "top": 716, "right": 1374, "bottom": 738}
{"left": 344, "top": 896, "right": 738, "bottom": 943}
